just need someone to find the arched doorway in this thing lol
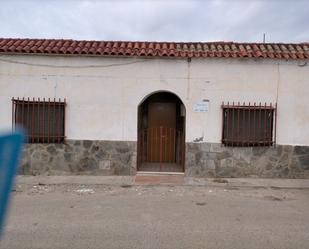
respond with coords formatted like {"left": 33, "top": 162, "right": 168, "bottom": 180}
{"left": 137, "top": 91, "right": 186, "bottom": 172}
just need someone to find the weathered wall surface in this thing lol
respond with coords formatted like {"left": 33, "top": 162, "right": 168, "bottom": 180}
{"left": 20, "top": 140, "right": 137, "bottom": 176}
{"left": 186, "top": 143, "right": 309, "bottom": 178}
{"left": 0, "top": 54, "right": 309, "bottom": 145}
{"left": 1, "top": 54, "right": 309, "bottom": 177}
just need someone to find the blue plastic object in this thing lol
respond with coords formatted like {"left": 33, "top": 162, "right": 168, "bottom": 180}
{"left": 0, "top": 131, "right": 24, "bottom": 237}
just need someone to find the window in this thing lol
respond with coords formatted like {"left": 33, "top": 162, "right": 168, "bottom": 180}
{"left": 221, "top": 102, "right": 276, "bottom": 147}
{"left": 12, "top": 98, "right": 66, "bottom": 143}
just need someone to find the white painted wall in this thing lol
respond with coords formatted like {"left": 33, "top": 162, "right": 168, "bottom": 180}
{"left": 0, "top": 54, "right": 308, "bottom": 145}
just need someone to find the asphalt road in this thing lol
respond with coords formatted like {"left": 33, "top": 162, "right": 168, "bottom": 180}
{"left": 1, "top": 184, "right": 309, "bottom": 249}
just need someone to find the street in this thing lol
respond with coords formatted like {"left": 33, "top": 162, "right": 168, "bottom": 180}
{"left": 1, "top": 180, "right": 309, "bottom": 249}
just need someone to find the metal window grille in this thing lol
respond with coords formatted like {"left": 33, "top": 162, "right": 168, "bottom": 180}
{"left": 221, "top": 102, "right": 277, "bottom": 147}
{"left": 12, "top": 98, "right": 66, "bottom": 143}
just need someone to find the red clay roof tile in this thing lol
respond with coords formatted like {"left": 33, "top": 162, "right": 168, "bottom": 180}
{"left": 0, "top": 38, "right": 308, "bottom": 60}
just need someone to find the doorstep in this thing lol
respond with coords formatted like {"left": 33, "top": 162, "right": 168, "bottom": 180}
{"left": 134, "top": 173, "right": 184, "bottom": 185}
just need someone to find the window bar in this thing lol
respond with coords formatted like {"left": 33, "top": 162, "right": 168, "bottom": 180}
{"left": 158, "top": 126, "right": 163, "bottom": 161}
{"left": 141, "top": 129, "right": 144, "bottom": 164}
{"left": 146, "top": 128, "right": 148, "bottom": 163}
{"left": 179, "top": 130, "right": 181, "bottom": 164}
{"left": 179, "top": 130, "right": 181, "bottom": 165}
{"left": 153, "top": 127, "right": 156, "bottom": 162}
{"left": 16, "top": 98, "right": 19, "bottom": 129}
{"left": 159, "top": 126, "right": 163, "bottom": 170}
{"left": 17, "top": 97, "right": 19, "bottom": 126}
{"left": 58, "top": 99, "right": 61, "bottom": 143}
{"left": 232, "top": 101, "right": 235, "bottom": 147}
{"left": 181, "top": 129, "right": 184, "bottom": 165}
{"left": 274, "top": 103, "right": 277, "bottom": 146}
{"left": 149, "top": 127, "right": 152, "bottom": 162}
{"left": 144, "top": 129, "right": 147, "bottom": 163}
{"left": 168, "top": 127, "right": 171, "bottom": 163}
{"left": 269, "top": 103, "right": 272, "bottom": 146}
{"left": 165, "top": 127, "right": 171, "bottom": 163}
{"left": 253, "top": 102, "right": 256, "bottom": 146}
{"left": 141, "top": 130, "right": 144, "bottom": 165}
{"left": 38, "top": 98, "right": 40, "bottom": 143}
{"left": 150, "top": 128, "right": 152, "bottom": 163}
{"left": 143, "top": 129, "right": 145, "bottom": 164}
{"left": 180, "top": 130, "right": 183, "bottom": 166}
{"left": 176, "top": 129, "right": 178, "bottom": 164}
{"left": 162, "top": 127, "right": 164, "bottom": 162}
{"left": 63, "top": 98, "right": 66, "bottom": 143}
{"left": 264, "top": 102, "right": 267, "bottom": 146}
{"left": 259, "top": 102, "right": 262, "bottom": 146}
{"left": 180, "top": 130, "right": 182, "bottom": 166}
{"left": 143, "top": 129, "right": 146, "bottom": 163}
{"left": 161, "top": 127, "right": 163, "bottom": 163}
{"left": 158, "top": 127, "right": 163, "bottom": 162}
{"left": 140, "top": 129, "right": 142, "bottom": 165}
{"left": 137, "top": 131, "right": 140, "bottom": 167}
{"left": 53, "top": 98, "right": 56, "bottom": 143}
{"left": 182, "top": 131, "right": 185, "bottom": 170}
{"left": 166, "top": 128, "right": 168, "bottom": 163}
{"left": 26, "top": 97, "right": 29, "bottom": 142}
{"left": 137, "top": 131, "right": 140, "bottom": 166}
{"left": 166, "top": 127, "right": 171, "bottom": 163}
{"left": 242, "top": 102, "right": 245, "bottom": 146}
{"left": 225, "top": 102, "right": 230, "bottom": 145}
{"left": 165, "top": 127, "right": 167, "bottom": 162}
{"left": 173, "top": 129, "right": 176, "bottom": 163}
{"left": 177, "top": 130, "right": 179, "bottom": 164}
{"left": 48, "top": 98, "right": 50, "bottom": 143}
{"left": 237, "top": 102, "right": 240, "bottom": 146}
{"left": 31, "top": 98, "right": 34, "bottom": 143}
{"left": 221, "top": 102, "right": 225, "bottom": 144}
{"left": 164, "top": 127, "right": 167, "bottom": 162}
{"left": 152, "top": 127, "right": 155, "bottom": 162}
{"left": 232, "top": 102, "right": 234, "bottom": 147}
{"left": 139, "top": 130, "right": 142, "bottom": 164}
{"left": 248, "top": 102, "right": 251, "bottom": 147}
{"left": 139, "top": 131, "right": 142, "bottom": 166}
{"left": 149, "top": 128, "right": 151, "bottom": 162}
{"left": 245, "top": 103, "right": 248, "bottom": 146}
{"left": 43, "top": 98, "right": 45, "bottom": 143}
{"left": 15, "top": 98, "right": 18, "bottom": 129}
{"left": 151, "top": 127, "right": 156, "bottom": 161}
{"left": 12, "top": 98, "right": 14, "bottom": 128}
{"left": 35, "top": 99, "right": 37, "bottom": 143}
{"left": 161, "top": 127, "right": 164, "bottom": 162}
{"left": 21, "top": 98, "right": 25, "bottom": 133}
{"left": 11, "top": 98, "right": 14, "bottom": 131}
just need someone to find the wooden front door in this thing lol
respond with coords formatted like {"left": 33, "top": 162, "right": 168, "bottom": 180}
{"left": 147, "top": 102, "right": 176, "bottom": 163}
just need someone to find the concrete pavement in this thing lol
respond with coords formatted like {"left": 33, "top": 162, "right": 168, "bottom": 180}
{"left": 15, "top": 175, "right": 309, "bottom": 189}
{"left": 1, "top": 176, "right": 309, "bottom": 248}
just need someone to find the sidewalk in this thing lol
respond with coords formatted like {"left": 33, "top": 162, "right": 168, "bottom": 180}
{"left": 15, "top": 175, "right": 309, "bottom": 189}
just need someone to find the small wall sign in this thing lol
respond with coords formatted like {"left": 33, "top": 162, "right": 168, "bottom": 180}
{"left": 193, "top": 100, "right": 209, "bottom": 112}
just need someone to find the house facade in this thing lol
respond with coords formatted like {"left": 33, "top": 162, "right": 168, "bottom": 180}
{"left": 0, "top": 38, "right": 309, "bottom": 178}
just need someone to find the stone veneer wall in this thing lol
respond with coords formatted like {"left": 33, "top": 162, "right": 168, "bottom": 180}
{"left": 20, "top": 140, "right": 137, "bottom": 176}
{"left": 20, "top": 140, "right": 309, "bottom": 178}
{"left": 186, "top": 143, "right": 309, "bottom": 178}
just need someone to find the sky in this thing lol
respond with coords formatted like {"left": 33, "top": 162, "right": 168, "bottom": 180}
{"left": 1, "top": 0, "right": 309, "bottom": 43}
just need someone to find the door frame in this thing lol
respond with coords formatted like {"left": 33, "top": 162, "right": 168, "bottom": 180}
{"left": 137, "top": 91, "right": 186, "bottom": 173}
